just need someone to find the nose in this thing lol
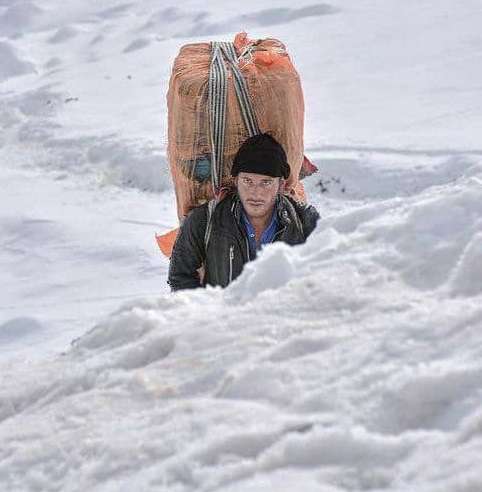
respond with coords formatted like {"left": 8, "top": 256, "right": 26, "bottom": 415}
{"left": 249, "top": 185, "right": 265, "bottom": 199}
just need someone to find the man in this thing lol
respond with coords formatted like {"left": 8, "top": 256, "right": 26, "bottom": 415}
{"left": 168, "top": 133, "right": 319, "bottom": 290}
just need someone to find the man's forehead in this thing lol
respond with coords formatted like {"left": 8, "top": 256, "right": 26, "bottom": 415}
{"left": 237, "top": 171, "right": 277, "bottom": 180}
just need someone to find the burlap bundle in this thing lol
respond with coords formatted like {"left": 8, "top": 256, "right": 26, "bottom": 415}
{"left": 167, "top": 32, "right": 306, "bottom": 220}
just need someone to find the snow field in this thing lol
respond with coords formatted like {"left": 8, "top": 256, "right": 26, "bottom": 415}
{"left": 0, "top": 163, "right": 175, "bottom": 362}
{"left": 1, "top": 152, "right": 482, "bottom": 490}
{"left": 2, "top": 0, "right": 482, "bottom": 490}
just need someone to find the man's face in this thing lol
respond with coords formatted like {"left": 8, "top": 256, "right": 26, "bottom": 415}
{"left": 236, "top": 171, "right": 282, "bottom": 220}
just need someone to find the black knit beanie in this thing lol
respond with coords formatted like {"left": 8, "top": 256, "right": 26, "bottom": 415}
{"left": 231, "top": 133, "right": 290, "bottom": 179}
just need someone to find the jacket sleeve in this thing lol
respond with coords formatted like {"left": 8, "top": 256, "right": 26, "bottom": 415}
{"left": 168, "top": 205, "right": 208, "bottom": 291}
{"left": 300, "top": 203, "right": 320, "bottom": 238}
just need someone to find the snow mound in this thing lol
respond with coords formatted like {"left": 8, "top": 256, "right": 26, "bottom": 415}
{"left": 0, "top": 317, "right": 45, "bottom": 344}
{"left": 95, "top": 3, "right": 133, "bottom": 20}
{"left": 84, "top": 138, "right": 171, "bottom": 191}
{"left": 47, "top": 25, "right": 79, "bottom": 43}
{"left": 123, "top": 37, "right": 151, "bottom": 53}
{"left": 172, "top": 5, "right": 339, "bottom": 38}
{"left": 313, "top": 163, "right": 482, "bottom": 293}
{"left": 141, "top": 7, "right": 187, "bottom": 31}
{"left": 449, "top": 228, "right": 482, "bottom": 297}
{"left": 314, "top": 154, "right": 479, "bottom": 200}
{"left": 238, "top": 4, "right": 339, "bottom": 27}
{"left": 0, "top": 1, "right": 43, "bottom": 38}
{"left": 226, "top": 242, "right": 297, "bottom": 304}
{"left": 3, "top": 94, "right": 171, "bottom": 191}
{"left": 0, "top": 41, "right": 35, "bottom": 81}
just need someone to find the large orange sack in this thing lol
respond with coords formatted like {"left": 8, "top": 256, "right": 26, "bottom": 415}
{"left": 167, "top": 32, "right": 308, "bottom": 221}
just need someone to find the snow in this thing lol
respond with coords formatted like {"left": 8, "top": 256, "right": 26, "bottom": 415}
{"left": 1, "top": 0, "right": 482, "bottom": 490}
{"left": 0, "top": 40, "right": 35, "bottom": 81}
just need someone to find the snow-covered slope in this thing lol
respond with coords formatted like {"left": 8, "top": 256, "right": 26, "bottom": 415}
{"left": 1, "top": 0, "right": 482, "bottom": 490}
{"left": 2, "top": 162, "right": 482, "bottom": 490}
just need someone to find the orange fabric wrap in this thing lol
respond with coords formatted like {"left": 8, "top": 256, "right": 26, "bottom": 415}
{"left": 167, "top": 32, "right": 307, "bottom": 221}
{"left": 156, "top": 229, "right": 179, "bottom": 258}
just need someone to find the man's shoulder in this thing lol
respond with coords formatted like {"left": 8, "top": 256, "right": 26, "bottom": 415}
{"left": 180, "top": 202, "right": 210, "bottom": 235}
{"left": 183, "top": 193, "right": 237, "bottom": 226}
{"left": 184, "top": 201, "right": 210, "bottom": 220}
{"left": 279, "top": 194, "right": 320, "bottom": 237}
{"left": 280, "top": 194, "right": 318, "bottom": 216}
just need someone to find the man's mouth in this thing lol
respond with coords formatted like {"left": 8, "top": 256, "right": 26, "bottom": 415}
{"left": 247, "top": 201, "right": 264, "bottom": 207}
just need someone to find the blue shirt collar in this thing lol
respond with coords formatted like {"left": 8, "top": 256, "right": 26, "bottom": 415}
{"left": 241, "top": 207, "right": 279, "bottom": 252}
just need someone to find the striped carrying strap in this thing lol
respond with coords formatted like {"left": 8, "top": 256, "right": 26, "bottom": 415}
{"left": 205, "top": 41, "right": 260, "bottom": 249}
{"left": 203, "top": 198, "right": 218, "bottom": 250}
{"left": 208, "top": 41, "right": 260, "bottom": 193}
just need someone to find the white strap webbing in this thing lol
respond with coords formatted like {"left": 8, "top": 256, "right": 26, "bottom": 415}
{"left": 204, "top": 198, "right": 217, "bottom": 250}
{"left": 206, "top": 41, "right": 261, "bottom": 250}
{"left": 208, "top": 41, "right": 260, "bottom": 193}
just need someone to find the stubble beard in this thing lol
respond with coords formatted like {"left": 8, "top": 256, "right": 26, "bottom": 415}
{"left": 243, "top": 197, "right": 276, "bottom": 221}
